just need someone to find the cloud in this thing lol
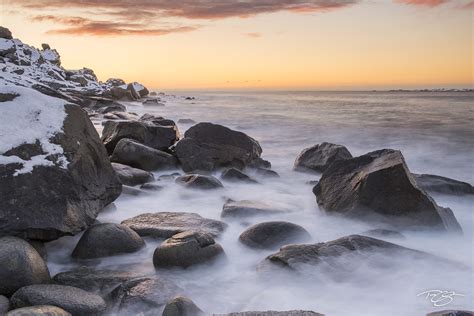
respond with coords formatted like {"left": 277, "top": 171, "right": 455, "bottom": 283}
{"left": 395, "top": 0, "right": 448, "bottom": 7}
{"left": 244, "top": 32, "right": 262, "bottom": 38}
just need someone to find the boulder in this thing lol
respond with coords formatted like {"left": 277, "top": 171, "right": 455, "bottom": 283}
{"left": 0, "top": 237, "right": 51, "bottom": 296}
{"left": 412, "top": 173, "right": 474, "bottom": 196}
{"left": 175, "top": 122, "right": 262, "bottom": 172}
{"left": 221, "top": 168, "right": 258, "bottom": 184}
{"left": 426, "top": 311, "right": 474, "bottom": 316}
{"left": 71, "top": 223, "right": 145, "bottom": 259}
{"left": 294, "top": 142, "right": 352, "bottom": 172}
{"left": 6, "top": 306, "right": 71, "bottom": 316}
{"left": 254, "top": 167, "right": 280, "bottom": 178}
{"left": 221, "top": 200, "right": 289, "bottom": 219}
{"left": 258, "top": 234, "right": 441, "bottom": 274}
{"left": 121, "top": 185, "right": 145, "bottom": 196}
{"left": 102, "top": 120, "right": 179, "bottom": 154}
{"left": 110, "top": 138, "right": 177, "bottom": 171}
{"left": 10, "top": 284, "right": 106, "bottom": 316}
{"left": 140, "top": 183, "right": 165, "bottom": 191}
{"left": 130, "top": 82, "right": 149, "bottom": 98}
{"left": 142, "top": 99, "right": 164, "bottom": 106}
{"left": 175, "top": 174, "right": 224, "bottom": 190}
{"left": 239, "top": 221, "right": 311, "bottom": 250}
{"left": 53, "top": 267, "right": 142, "bottom": 294}
{"left": 103, "top": 111, "right": 139, "bottom": 121}
{"left": 0, "top": 26, "right": 13, "bottom": 39}
{"left": 313, "top": 149, "right": 462, "bottom": 232}
{"left": 107, "top": 277, "right": 181, "bottom": 314}
{"left": 0, "top": 91, "right": 122, "bottom": 241}
{"left": 0, "top": 295, "right": 9, "bottom": 315}
{"left": 111, "top": 162, "right": 154, "bottom": 186}
{"left": 139, "top": 114, "right": 177, "bottom": 127}
{"left": 96, "top": 103, "right": 126, "bottom": 114}
{"left": 361, "top": 229, "right": 405, "bottom": 239}
{"left": 108, "top": 85, "right": 137, "bottom": 101}
{"left": 177, "top": 119, "right": 196, "bottom": 124}
{"left": 121, "top": 212, "right": 227, "bottom": 238}
{"left": 105, "top": 78, "right": 126, "bottom": 87}
{"left": 162, "top": 296, "right": 204, "bottom": 316}
{"left": 153, "top": 231, "right": 225, "bottom": 268}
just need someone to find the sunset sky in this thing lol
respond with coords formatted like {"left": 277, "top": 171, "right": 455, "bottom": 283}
{"left": 1, "top": 0, "right": 472, "bottom": 90}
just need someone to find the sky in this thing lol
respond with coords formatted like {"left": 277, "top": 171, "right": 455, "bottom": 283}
{"left": 0, "top": 0, "right": 473, "bottom": 90}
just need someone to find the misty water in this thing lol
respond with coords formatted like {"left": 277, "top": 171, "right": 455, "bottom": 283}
{"left": 48, "top": 91, "right": 473, "bottom": 315}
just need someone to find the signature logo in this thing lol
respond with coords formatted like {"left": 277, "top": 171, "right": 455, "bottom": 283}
{"left": 417, "top": 289, "right": 465, "bottom": 307}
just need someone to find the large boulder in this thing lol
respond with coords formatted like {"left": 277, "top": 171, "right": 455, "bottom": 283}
{"left": 412, "top": 173, "right": 474, "bottom": 196}
{"left": 101, "top": 120, "right": 179, "bottom": 154}
{"left": 111, "top": 162, "right": 154, "bottom": 186}
{"left": 175, "top": 123, "right": 263, "bottom": 172}
{"left": 239, "top": 221, "right": 311, "bottom": 250}
{"left": 313, "top": 149, "right": 462, "bottom": 232}
{"left": 294, "top": 142, "right": 352, "bottom": 172}
{"left": 221, "top": 200, "right": 290, "bottom": 219}
{"left": 0, "top": 237, "right": 51, "bottom": 296}
{"left": 107, "top": 277, "right": 181, "bottom": 314}
{"left": 218, "top": 312, "right": 323, "bottom": 316}
{"left": 71, "top": 223, "right": 145, "bottom": 259}
{"left": 0, "top": 88, "right": 122, "bottom": 241}
{"left": 221, "top": 168, "right": 258, "bottom": 184}
{"left": 0, "top": 26, "right": 13, "bottom": 39}
{"left": 0, "top": 295, "right": 9, "bottom": 314}
{"left": 175, "top": 174, "right": 224, "bottom": 190}
{"left": 6, "top": 305, "right": 71, "bottom": 316}
{"left": 153, "top": 231, "right": 225, "bottom": 268}
{"left": 10, "top": 284, "right": 106, "bottom": 316}
{"left": 53, "top": 267, "right": 142, "bottom": 294}
{"left": 110, "top": 138, "right": 177, "bottom": 171}
{"left": 162, "top": 296, "right": 204, "bottom": 316}
{"left": 122, "top": 212, "right": 227, "bottom": 238}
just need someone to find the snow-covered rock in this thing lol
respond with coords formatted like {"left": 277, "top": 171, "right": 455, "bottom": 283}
{"left": 0, "top": 85, "right": 122, "bottom": 241}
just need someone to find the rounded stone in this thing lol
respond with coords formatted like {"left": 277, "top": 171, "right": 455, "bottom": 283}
{"left": 239, "top": 221, "right": 311, "bottom": 249}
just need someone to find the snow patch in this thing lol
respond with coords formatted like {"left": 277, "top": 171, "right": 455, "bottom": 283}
{"left": 0, "top": 85, "right": 68, "bottom": 175}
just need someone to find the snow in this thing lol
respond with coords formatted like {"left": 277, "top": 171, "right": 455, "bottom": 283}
{"left": 0, "top": 85, "right": 68, "bottom": 175}
{"left": 132, "top": 82, "right": 145, "bottom": 92}
{"left": 0, "top": 38, "right": 14, "bottom": 51}
{"left": 41, "top": 49, "right": 59, "bottom": 62}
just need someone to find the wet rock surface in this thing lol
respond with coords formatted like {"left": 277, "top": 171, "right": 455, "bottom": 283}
{"left": 175, "top": 174, "right": 224, "bottom": 190}
{"left": 6, "top": 305, "right": 72, "bottom": 316}
{"left": 111, "top": 162, "right": 155, "bottom": 186}
{"left": 221, "top": 200, "right": 290, "bottom": 219}
{"left": 162, "top": 296, "right": 204, "bottom": 316}
{"left": 294, "top": 142, "right": 352, "bottom": 172}
{"left": 221, "top": 168, "right": 258, "bottom": 183}
{"left": 412, "top": 173, "right": 474, "bottom": 196}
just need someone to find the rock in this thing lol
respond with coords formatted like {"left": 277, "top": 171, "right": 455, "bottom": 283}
{"left": 140, "top": 183, "right": 164, "bottom": 191}
{"left": 313, "top": 149, "right": 462, "bottom": 232}
{"left": 221, "top": 200, "right": 289, "bottom": 219}
{"left": 239, "top": 221, "right": 311, "bottom": 250}
{"left": 175, "top": 174, "right": 224, "bottom": 190}
{"left": 10, "top": 284, "right": 106, "bottom": 316}
{"left": 102, "top": 120, "right": 179, "bottom": 154}
{"left": 0, "top": 99, "right": 122, "bottom": 241}
{"left": 0, "top": 237, "right": 51, "bottom": 296}
{"left": 103, "top": 111, "right": 139, "bottom": 121}
{"left": 53, "top": 267, "right": 142, "bottom": 294}
{"left": 177, "top": 119, "right": 196, "bottom": 124}
{"left": 0, "top": 295, "right": 9, "bottom": 315}
{"left": 162, "top": 296, "right": 204, "bottom": 316}
{"left": 254, "top": 167, "right": 279, "bottom": 178}
{"left": 258, "top": 234, "right": 441, "bottom": 274}
{"left": 96, "top": 103, "right": 126, "bottom": 114}
{"left": 27, "top": 240, "right": 47, "bottom": 259}
{"left": 175, "top": 122, "right": 262, "bottom": 172}
{"left": 121, "top": 212, "right": 227, "bottom": 238}
{"left": 142, "top": 99, "right": 164, "bottom": 106}
{"left": 106, "top": 78, "right": 126, "bottom": 87}
{"left": 0, "top": 39, "right": 15, "bottom": 57}
{"left": 412, "top": 174, "right": 474, "bottom": 196}
{"left": 71, "top": 223, "right": 145, "bottom": 259}
{"left": 361, "top": 229, "right": 405, "bottom": 239}
{"left": 107, "top": 277, "right": 181, "bottom": 314}
{"left": 6, "top": 306, "right": 71, "bottom": 316}
{"left": 153, "top": 231, "right": 225, "bottom": 268}
{"left": 426, "top": 311, "right": 474, "bottom": 316}
{"left": 110, "top": 138, "right": 177, "bottom": 171}
{"left": 108, "top": 85, "right": 137, "bottom": 101}
{"left": 139, "top": 114, "right": 177, "bottom": 127}
{"left": 111, "top": 162, "right": 154, "bottom": 186}
{"left": 248, "top": 157, "right": 272, "bottom": 169}
{"left": 218, "top": 312, "right": 323, "bottom": 316}
{"left": 121, "top": 185, "right": 145, "bottom": 196}
{"left": 130, "top": 82, "right": 149, "bottom": 98}
{"left": 294, "top": 142, "right": 352, "bottom": 173}
{"left": 0, "top": 26, "right": 13, "bottom": 39}
{"left": 221, "top": 168, "right": 258, "bottom": 184}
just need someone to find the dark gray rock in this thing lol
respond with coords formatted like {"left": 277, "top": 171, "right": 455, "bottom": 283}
{"left": 175, "top": 174, "right": 223, "bottom": 190}
{"left": 97, "top": 103, "right": 126, "bottom": 114}
{"left": 221, "top": 168, "right": 258, "bottom": 184}
{"left": 110, "top": 138, "right": 177, "bottom": 171}
{"left": 221, "top": 200, "right": 289, "bottom": 219}
{"left": 361, "top": 229, "right": 405, "bottom": 239}
{"left": 248, "top": 157, "right": 272, "bottom": 169}
{"left": 103, "top": 111, "right": 139, "bottom": 121}
{"left": 102, "top": 120, "right": 179, "bottom": 154}
{"left": 175, "top": 122, "right": 262, "bottom": 172}
{"left": 218, "top": 311, "right": 323, "bottom": 316}
{"left": 254, "top": 168, "right": 280, "bottom": 178}
{"left": 177, "top": 119, "right": 196, "bottom": 124}
{"left": 140, "top": 183, "right": 164, "bottom": 191}
{"left": 412, "top": 173, "right": 474, "bottom": 196}
{"left": 239, "top": 221, "right": 311, "bottom": 250}
{"left": 121, "top": 212, "right": 227, "bottom": 238}
{"left": 71, "top": 223, "right": 145, "bottom": 259}
{"left": 27, "top": 240, "right": 47, "bottom": 259}
{"left": 0, "top": 295, "right": 9, "bottom": 315}
{"left": 153, "top": 231, "right": 225, "bottom": 268}
{"left": 139, "top": 114, "right": 176, "bottom": 127}
{"left": 53, "top": 267, "right": 142, "bottom": 294}
{"left": 121, "top": 185, "right": 145, "bottom": 196}
{"left": 10, "top": 284, "right": 106, "bottom": 316}
{"left": 426, "top": 311, "right": 474, "bottom": 316}
{"left": 294, "top": 142, "right": 352, "bottom": 172}
{"left": 6, "top": 305, "right": 71, "bottom": 316}
{"left": 107, "top": 277, "right": 181, "bottom": 315}
{"left": 0, "top": 237, "right": 51, "bottom": 296}
{"left": 111, "top": 162, "right": 154, "bottom": 186}
{"left": 313, "top": 149, "right": 462, "bottom": 232}
{"left": 0, "top": 104, "right": 122, "bottom": 241}
{"left": 162, "top": 296, "right": 204, "bottom": 316}
{"left": 0, "top": 26, "right": 13, "bottom": 39}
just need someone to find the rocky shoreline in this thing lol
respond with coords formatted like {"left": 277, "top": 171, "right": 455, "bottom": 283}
{"left": 1, "top": 27, "right": 473, "bottom": 316}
